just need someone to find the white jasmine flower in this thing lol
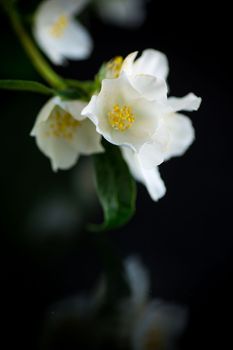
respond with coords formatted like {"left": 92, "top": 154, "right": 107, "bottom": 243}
{"left": 34, "top": 0, "right": 93, "bottom": 65}
{"left": 31, "top": 97, "right": 103, "bottom": 171}
{"left": 95, "top": 0, "right": 147, "bottom": 28}
{"left": 82, "top": 72, "right": 169, "bottom": 152}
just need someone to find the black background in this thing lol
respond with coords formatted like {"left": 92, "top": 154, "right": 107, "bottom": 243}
{"left": 1, "top": 1, "right": 233, "bottom": 349}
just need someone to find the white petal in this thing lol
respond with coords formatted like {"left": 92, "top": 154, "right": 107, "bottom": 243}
{"left": 34, "top": 0, "right": 93, "bottom": 65}
{"left": 96, "top": 0, "right": 146, "bottom": 28}
{"left": 36, "top": 19, "right": 93, "bottom": 64}
{"left": 52, "top": 19, "right": 93, "bottom": 60}
{"left": 122, "top": 147, "right": 166, "bottom": 201}
{"left": 125, "top": 257, "right": 150, "bottom": 306}
{"left": 82, "top": 74, "right": 162, "bottom": 151}
{"left": 35, "top": 0, "right": 89, "bottom": 24}
{"left": 30, "top": 98, "right": 56, "bottom": 135}
{"left": 71, "top": 119, "right": 104, "bottom": 155}
{"left": 168, "top": 93, "right": 202, "bottom": 112}
{"left": 129, "top": 74, "right": 168, "bottom": 102}
{"left": 57, "top": 98, "right": 87, "bottom": 121}
{"left": 81, "top": 95, "right": 99, "bottom": 124}
{"left": 35, "top": 126, "right": 80, "bottom": 171}
{"left": 121, "top": 51, "right": 138, "bottom": 76}
{"left": 31, "top": 99, "right": 103, "bottom": 171}
{"left": 138, "top": 120, "right": 170, "bottom": 168}
{"left": 132, "top": 301, "right": 188, "bottom": 350}
{"left": 141, "top": 166, "right": 166, "bottom": 202}
{"left": 164, "top": 113, "right": 195, "bottom": 161}
{"left": 130, "top": 49, "right": 169, "bottom": 80}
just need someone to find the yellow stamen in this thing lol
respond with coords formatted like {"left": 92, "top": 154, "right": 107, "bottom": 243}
{"left": 107, "top": 56, "right": 123, "bottom": 78}
{"left": 47, "top": 108, "right": 80, "bottom": 140}
{"left": 50, "top": 15, "right": 69, "bottom": 38}
{"left": 108, "top": 104, "right": 135, "bottom": 131}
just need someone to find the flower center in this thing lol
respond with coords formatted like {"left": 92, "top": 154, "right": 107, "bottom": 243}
{"left": 108, "top": 104, "right": 135, "bottom": 131}
{"left": 107, "top": 56, "right": 123, "bottom": 78}
{"left": 47, "top": 109, "right": 80, "bottom": 140}
{"left": 50, "top": 15, "right": 69, "bottom": 38}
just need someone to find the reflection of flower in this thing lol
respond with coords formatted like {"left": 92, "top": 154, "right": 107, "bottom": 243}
{"left": 94, "top": 0, "right": 147, "bottom": 28}
{"left": 31, "top": 97, "right": 103, "bottom": 171}
{"left": 44, "top": 257, "right": 187, "bottom": 349}
{"left": 117, "top": 257, "right": 187, "bottom": 350}
{"left": 34, "top": 0, "right": 93, "bottom": 65}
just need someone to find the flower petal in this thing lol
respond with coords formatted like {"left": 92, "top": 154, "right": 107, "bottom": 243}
{"left": 82, "top": 73, "right": 162, "bottom": 151}
{"left": 125, "top": 257, "right": 150, "bottom": 306}
{"left": 30, "top": 98, "right": 56, "bottom": 135}
{"left": 31, "top": 98, "right": 103, "bottom": 171}
{"left": 96, "top": 0, "right": 146, "bottom": 28}
{"left": 35, "top": 0, "right": 89, "bottom": 24}
{"left": 130, "top": 49, "right": 169, "bottom": 80}
{"left": 132, "top": 300, "right": 187, "bottom": 350}
{"left": 71, "top": 119, "right": 104, "bottom": 155}
{"left": 168, "top": 93, "right": 202, "bottom": 112}
{"left": 34, "top": 0, "right": 93, "bottom": 64}
{"left": 34, "top": 125, "right": 80, "bottom": 171}
{"left": 137, "top": 119, "right": 170, "bottom": 168}
{"left": 122, "top": 147, "right": 166, "bottom": 201}
{"left": 129, "top": 74, "right": 168, "bottom": 102}
{"left": 164, "top": 113, "right": 195, "bottom": 160}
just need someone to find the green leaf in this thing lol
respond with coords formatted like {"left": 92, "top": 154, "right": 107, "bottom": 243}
{"left": 0, "top": 80, "right": 55, "bottom": 95}
{"left": 90, "top": 141, "right": 136, "bottom": 232}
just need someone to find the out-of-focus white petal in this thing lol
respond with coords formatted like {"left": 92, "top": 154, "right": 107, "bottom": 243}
{"left": 31, "top": 98, "right": 103, "bottom": 171}
{"left": 34, "top": 0, "right": 92, "bottom": 65}
{"left": 96, "top": 0, "right": 146, "bottom": 28}
{"left": 132, "top": 301, "right": 188, "bottom": 350}
{"left": 168, "top": 93, "right": 202, "bottom": 112}
{"left": 164, "top": 113, "right": 195, "bottom": 161}
{"left": 122, "top": 147, "right": 166, "bottom": 201}
{"left": 125, "top": 257, "right": 150, "bottom": 306}
{"left": 71, "top": 119, "right": 104, "bottom": 155}
{"left": 123, "top": 49, "right": 169, "bottom": 81}
{"left": 31, "top": 98, "right": 55, "bottom": 132}
{"left": 35, "top": 0, "right": 89, "bottom": 23}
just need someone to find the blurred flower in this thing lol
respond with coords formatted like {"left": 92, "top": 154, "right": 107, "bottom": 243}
{"left": 31, "top": 97, "right": 103, "bottom": 171}
{"left": 33, "top": 0, "right": 93, "bottom": 65}
{"left": 94, "top": 0, "right": 147, "bottom": 28}
{"left": 82, "top": 72, "right": 169, "bottom": 152}
{"left": 44, "top": 256, "right": 187, "bottom": 349}
{"left": 123, "top": 257, "right": 187, "bottom": 350}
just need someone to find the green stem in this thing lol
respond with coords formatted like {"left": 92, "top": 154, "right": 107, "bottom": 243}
{"left": 1, "top": 1, "right": 66, "bottom": 90}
